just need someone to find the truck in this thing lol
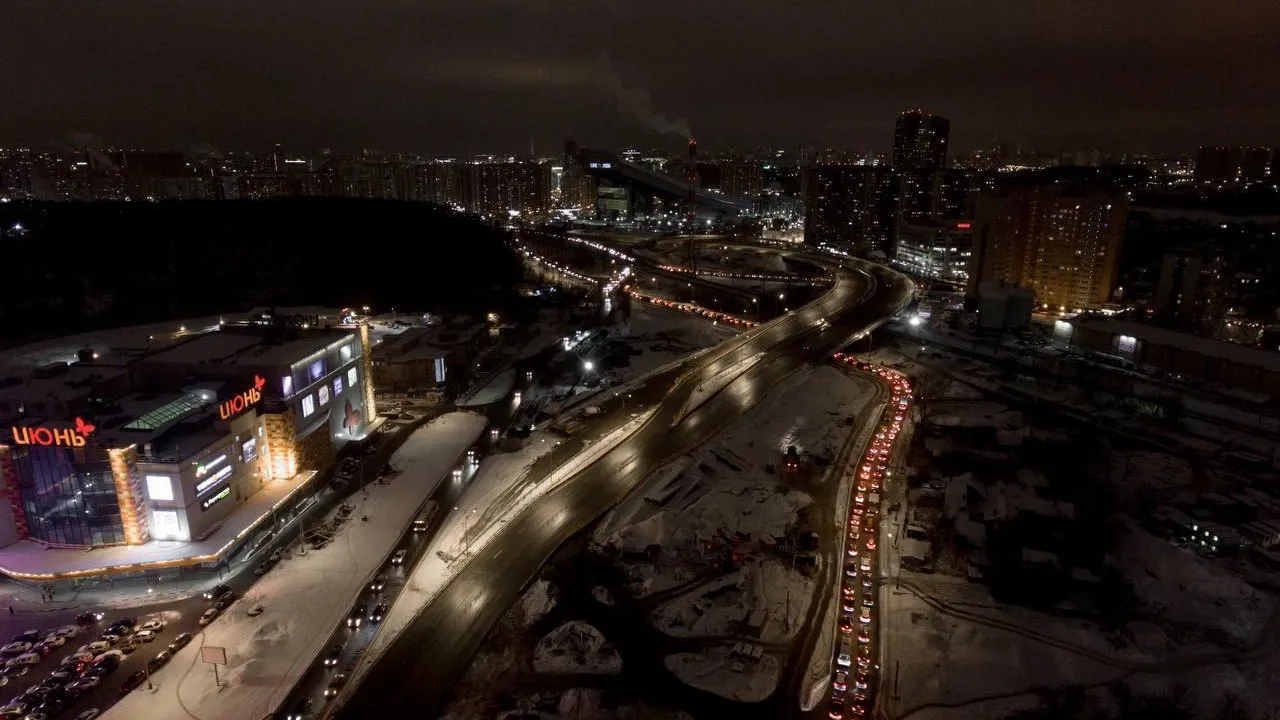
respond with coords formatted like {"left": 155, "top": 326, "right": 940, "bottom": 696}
{"left": 868, "top": 492, "right": 881, "bottom": 508}
{"left": 412, "top": 500, "right": 439, "bottom": 533}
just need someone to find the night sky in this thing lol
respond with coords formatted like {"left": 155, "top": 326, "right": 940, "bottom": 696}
{"left": 4, "top": 0, "right": 1277, "bottom": 154}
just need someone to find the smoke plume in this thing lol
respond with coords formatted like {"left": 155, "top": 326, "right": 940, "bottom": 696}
{"left": 596, "top": 56, "right": 692, "bottom": 138}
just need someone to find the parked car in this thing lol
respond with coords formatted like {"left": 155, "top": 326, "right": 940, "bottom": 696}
{"left": 74, "top": 613, "right": 103, "bottom": 626}
{"left": 133, "top": 630, "right": 157, "bottom": 643}
{"left": 136, "top": 619, "right": 165, "bottom": 633}
{"left": 198, "top": 609, "right": 219, "bottom": 626}
{"left": 118, "top": 670, "right": 148, "bottom": 695}
{"left": 168, "top": 633, "right": 193, "bottom": 653}
{"left": 147, "top": 651, "right": 170, "bottom": 673}
{"left": 246, "top": 605, "right": 264, "bottom": 617}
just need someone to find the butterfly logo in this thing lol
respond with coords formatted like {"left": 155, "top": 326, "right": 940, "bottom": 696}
{"left": 74, "top": 417, "right": 96, "bottom": 436}
{"left": 344, "top": 400, "right": 363, "bottom": 435}
{"left": 253, "top": 375, "right": 266, "bottom": 391}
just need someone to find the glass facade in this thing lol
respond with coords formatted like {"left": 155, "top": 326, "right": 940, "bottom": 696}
{"left": 12, "top": 446, "right": 127, "bottom": 547}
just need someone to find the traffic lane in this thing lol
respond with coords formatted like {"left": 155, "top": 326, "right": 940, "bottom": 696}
{"left": 284, "top": 441, "right": 484, "bottom": 714}
{"left": 337, "top": 285, "right": 907, "bottom": 718}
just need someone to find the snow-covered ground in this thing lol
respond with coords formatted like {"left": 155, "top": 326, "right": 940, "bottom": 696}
{"left": 1114, "top": 526, "right": 1274, "bottom": 646}
{"left": 664, "top": 646, "right": 781, "bottom": 703}
{"left": 532, "top": 621, "right": 622, "bottom": 675}
{"left": 101, "top": 412, "right": 487, "bottom": 720}
{"left": 654, "top": 558, "right": 813, "bottom": 643}
{"left": 521, "top": 579, "right": 558, "bottom": 626}
{"left": 459, "top": 369, "right": 515, "bottom": 406}
{"left": 612, "top": 302, "right": 741, "bottom": 384}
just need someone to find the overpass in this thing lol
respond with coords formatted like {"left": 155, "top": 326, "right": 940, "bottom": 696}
{"left": 578, "top": 149, "right": 753, "bottom": 216}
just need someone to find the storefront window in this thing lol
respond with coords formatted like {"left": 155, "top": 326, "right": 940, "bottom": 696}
{"left": 13, "top": 446, "right": 126, "bottom": 547}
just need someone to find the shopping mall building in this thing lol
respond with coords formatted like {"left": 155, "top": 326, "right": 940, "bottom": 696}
{"left": 0, "top": 322, "right": 377, "bottom": 580}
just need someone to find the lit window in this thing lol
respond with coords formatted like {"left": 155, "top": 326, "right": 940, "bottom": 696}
{"left": 348, "top": 367, "right": 358, "bottom": 387}
{"left": 333, "top": 377, "right": 344, "bottom": 396}
{"left": 152, "top": 510, "right": 181, "bottom": 538}
{"left": 281, "top": 375, "right": 293, "bottom": 397}
{"left": 145, "top": 475, "right": 174, "bottom": 502}
{"left": 302, "top": 394, "right": 315, "bottom": 417}
{"left": 318, "top": 385, "right": 330, "bottom": 406}
{"left": 242, "top": 437, "right": 258, "bottom": 461}
{"left": 340, "top": 344, "right": 352, "bottom": 361}
{"left": 310, "top": 360, "right": 325, "bottom": 381}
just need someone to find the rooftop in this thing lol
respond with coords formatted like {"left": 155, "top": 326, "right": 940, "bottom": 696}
{"left": 0, "top": 363, "right": 129, "bottom": 413}
{"left": 139, "top": 328, "right": 352, "bottom": 369}
{"left": 0, "top": 470, "right": 318, "bottom": 580}
{"left": 1069, "top": 316, "right": 1280, "bottom": 372}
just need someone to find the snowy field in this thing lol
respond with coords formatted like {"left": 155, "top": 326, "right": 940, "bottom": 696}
{"left": 664, "top": 646, "right": 781, "bottom": 703}
{"left": 614, "top": 302, "right": 741, "bottom": 384}
{"left": 459, "top": 369, "right": 515, "bottom": 406}
{"left": 101, "top": 412, "right": 487, "bottom": 720}
{"left": 654, "top": 558, "right": 813, "bottom": 643}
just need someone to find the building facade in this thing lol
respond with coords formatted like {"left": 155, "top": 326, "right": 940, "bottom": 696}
{"left": 893, "top": 221, "right": 973, "bottom": 285}
{"left": 803, "top": 165, "right": 895, "bottom": 254}
{"left": 0, "top": 325, "right": 376, "bottom": 550}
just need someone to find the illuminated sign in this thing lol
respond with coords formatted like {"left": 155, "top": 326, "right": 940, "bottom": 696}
{"left": 196, "top": 465, "right": 233, "bottom": 496}
{"left": 219, "top": 376, "right": 266, "bottom": 420}
{"left": 201, "top": 486, "right": 232, "bottom": 511}
{"left": 9, "top": 417, "right": 95, "bottom": 448}
{"left": 955, "top": 222, "right": 972, "bottom": 230}
{"left": 195, "top": 454, "right": 227, "bottom": 478}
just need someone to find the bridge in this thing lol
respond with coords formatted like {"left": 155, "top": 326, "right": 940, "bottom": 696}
{"left": 577, "top": 149, "right": 753, "bottom": 216}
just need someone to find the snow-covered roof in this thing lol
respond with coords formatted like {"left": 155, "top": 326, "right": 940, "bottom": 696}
{"left": 1069, "top": 316, "right": 1280, "bottom": 372}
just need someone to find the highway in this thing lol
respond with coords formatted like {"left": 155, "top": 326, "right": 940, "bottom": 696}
{"left": 333, "top": 258, "right": 914, "bottom": 718}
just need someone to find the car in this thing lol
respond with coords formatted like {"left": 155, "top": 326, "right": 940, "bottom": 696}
{"left": 829, "top": 699, "right": 845, "bottom": 719}
{"left": 836, "top": 652, "right": 852, "bottom": 667}
{"left": 136, "top": 619, "right": 165, "bottom": 633}
{"left": 94, "top": 649, "right": 124, "bottom": 664}
{"left": 855, "top": 672, "right": 869, "bottom": 690}
{"left": 1, "top": 642, "right": 32, "bottom": 655}
{"left": 85, "top": 641, "right": 111, "bottom": 653}
{"left": 844, "top": 563, "right": 858, "bottom": 578}
{"left": 147, "top": 651, "right": 170, "bottom": 672}
{"left": 203, "top": 584, "right": 232, "bottom": 601}
{"left": 346, "top": 606, "right": 365, "bottom": 629}
{"left": 390, "top": 549, "right": 407, "bottom": 566}
{"left": 60, "top": 652, "right": 92, "bottom": 667}
{"left": 369, "top": 603, "right": 387, "bottom": 623}
{"left": 833, "top": 670, "right": 848, "bottom": 693}
{"left": 36, "top": 636, "right": 65, "bottom": 650}
{"left": 168, "top": 633, "right": 193, "bottom": 653}
{"left": 119, "top": 670, "right": 148, "bottom": 695}
{"left": 198, "top": 609, "right": 219, "bottom": 626}
{"left": 860, "top": 607, "right": 872, "bottom": 625}
{"left": 11, "top": 631, "right": 41, "bottom": 644}
{"left": 0, "top": 702, "right": 27, "bottom": 716}
{"left": 861, "top": 575, "right": 873, "bottom": 588}
{"left": 862, "top": 592, "right": 875, "bottom": 608}
{"left": 846, "top": 545, "right": 858, "bottom": 557}
{"left": 283, "top": 696, "right": 314, "bottom": 720}
{"left": 133, "top": 630, "right": 158, "bottom": 643}
{"left": 246, "top": 604, "right": 265, "bottom": 617}
{"left": 367, "top": 577, "right": 386, "bottom": 593}
{"left": 74, "top": 711, "right": 101, "bottom": 720}
{"left": 52, "top": 626, "right": 81, "bottom": 639}
{"left": 323, "top": 647, "right": 342, "bottom": 667}
{"left": 66, "top": 677, "right": 101, "bottom": 695}
{"left": 324, "top": 673, "right": 346, "bottom": 697}
{"left": 214, "top": 596, "right": 234, "bottom": 611}
{"left": 48, "top": 667, "right": 78, "bottom": 681}
{"left": 117, "top": 638, "right": 140, "bottom": 655}
{"left": 839, "top": 617, "right": 853, "bottom": 634}
{"left": 6, "top": 652, "right": 41, "bottom": 668}
{"left": 866, "top": 537, "right": 877, "bottom": 551}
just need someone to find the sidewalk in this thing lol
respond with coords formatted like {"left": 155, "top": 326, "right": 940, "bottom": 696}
{"left": 0, "top": 572, "right": 227, "bottom": 615}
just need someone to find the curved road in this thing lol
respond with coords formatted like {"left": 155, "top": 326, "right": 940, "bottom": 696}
{"left": 333, "top": 258, "right": 913, "bottom": 718}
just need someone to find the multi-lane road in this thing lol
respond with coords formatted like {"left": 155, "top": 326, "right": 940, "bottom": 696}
{"left": 333, "top": 256, "right": 914, "bottom": 718}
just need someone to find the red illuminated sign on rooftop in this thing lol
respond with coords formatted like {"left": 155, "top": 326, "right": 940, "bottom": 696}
{"left": 10, "top": 417, "right": 96, "bottom": 448}
{"left": 955, "top": 222, "right": 972, "bottom": 230}
{"left": 219, "top": 376, "right": 266, "bottom": 420}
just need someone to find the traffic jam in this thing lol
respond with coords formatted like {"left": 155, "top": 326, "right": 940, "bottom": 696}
{"left": 828, "top": 353, "right": 912, "bottom": 720}
{"left": 624, "top": 289, "right": 759, "bottom": 329}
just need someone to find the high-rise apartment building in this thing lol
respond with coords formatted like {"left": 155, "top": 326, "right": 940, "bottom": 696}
{"left": 803, "top": 165, "right": 895, "bottom": 254}
{"left": 462, "top": 161, "right": 552, "bottom": 218}
{"left": 893, "top": 111, "right": 950, "bottom": 172}
{"left": 718, "top": 161, "right": 764, "bottom": 199}
{"left": 1194, "top": 146, "right": 1273, "bottom": 184}
{"left": 968, "top": 183, "right": 1127, "bottom": 311}
{"left": 1154, "top": 247, "right": 1233, "bottom": 332}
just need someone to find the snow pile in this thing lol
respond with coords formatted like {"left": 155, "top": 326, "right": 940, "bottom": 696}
{"left": 521, "top": 579, "right": 558, "bottom": 626}
{"left": 459, "top": 369, "right": 515, "bottom": 406}
{"left": 672, "top": 481, "right": 811, "bottom": 548}
{"left": 1114, "top": 527, "right": 1274, "bottom": 645}
{"left": 102, "top": 412, "right": 487, "bottom": 720}
{"left": 532, "top": 621, "right": 622, "bottom": 675}
{"left": 664, "top": 646, "right": 780, "bottom": 702}
{"left": 655, "top": 571, "right": 747, "bottom": 637}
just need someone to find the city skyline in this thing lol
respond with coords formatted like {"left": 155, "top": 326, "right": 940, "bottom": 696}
{"left": 4, "top": 1, "right": 1278, "bottom": 154}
